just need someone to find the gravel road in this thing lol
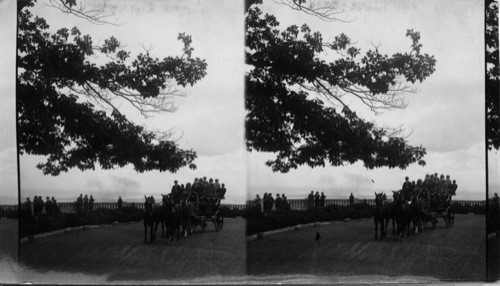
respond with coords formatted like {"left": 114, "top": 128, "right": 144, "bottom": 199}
{"left": 248, "top": 214, "right": 486, "bottom": 282}
{"left": 17, "top": 217, "right": 246, "bottom": 283}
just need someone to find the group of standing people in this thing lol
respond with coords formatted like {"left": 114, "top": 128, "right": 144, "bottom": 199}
{"left": 401, "top": 173, "right": 458, "bottom": 207}
{"left": 23, "top": 196, "right": 60, "bottom": 218}
{"left": 307, "top": 191, "right": 326, "bottom": 208}
{"left": 254, "top": 193, "right": 291, "bottom": 214}
{"left": 75, "top": 194, "right": 95, "bottom": 213}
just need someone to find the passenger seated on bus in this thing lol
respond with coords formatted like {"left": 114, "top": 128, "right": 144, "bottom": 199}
{"left": 401, "top": 176, "right": 412, "bottom": 200}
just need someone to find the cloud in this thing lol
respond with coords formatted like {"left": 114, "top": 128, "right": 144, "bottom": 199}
{"left": 110, "top": 175, "right": 141, "bottom": 197}
{"left": 317, "top": 174, "right": 335, "bottom": 186}
{"left": 84, "top": 177, "right": 104, "bottom": 192}
{"left": 248, "top": 141, "right": 485, "bottom": 201}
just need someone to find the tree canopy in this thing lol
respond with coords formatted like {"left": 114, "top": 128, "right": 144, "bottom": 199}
{"left": 486, "top": 0, "right": 499, "bottom": 151}
{"left": 17, "top": 0, "right": 207, "bottom": 175}
{"left": 245, "top": 2, "right": 436, "bottom": 172}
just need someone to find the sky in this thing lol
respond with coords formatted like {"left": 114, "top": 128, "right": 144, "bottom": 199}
{"left": 0, "top": 0, "right": 495, "bottom": 205}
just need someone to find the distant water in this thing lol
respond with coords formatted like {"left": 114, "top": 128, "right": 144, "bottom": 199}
{"left": 18, "top": 188, "right": 246, "bottom": 205}
{"left": 3, "top": 186, "right": 489, "bottom": 206}
{"left": 249, "top": 187, "right": 486, "bottom": 201}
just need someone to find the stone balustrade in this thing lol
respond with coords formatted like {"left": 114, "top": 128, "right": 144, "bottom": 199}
{"left": 0, "top": 198, "right": 489, "bottom": 213}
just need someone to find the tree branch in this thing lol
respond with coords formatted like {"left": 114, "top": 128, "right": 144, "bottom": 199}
{"left": 46, "top": 0, "right": 124, "bottom": 25}
{"left": 275, "top": 0, "right": 354, "bottom": 22}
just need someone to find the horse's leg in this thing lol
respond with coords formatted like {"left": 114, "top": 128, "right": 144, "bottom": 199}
{"left": 374, "top": 217, "right": 378, "bottom": 240}
{"left": 149, "top": 221, "right": 154, "bottom": 243}
{"left": 161, "top": 220, "right": 165, "bottom": 238}
{"left": 167, "top": 221, "right": 173, "bottom": 244}
{"left": 188, "top": 217, "right": 193, "bottom": 235}
{"left": 185, "top": 218, "right": 190, "bottom": 236}
{"left": 178, "top": 216, "right": 183, "bottom": 238}
{"left": 387, "top": 217, "right": 390, "bottom": 235}
{"left": 144, "top": 220, "right": 148, "bottom": 243}
{"left": 153, "top": 220, "right": 159, "bottom": 242}
{"left": 173, "top": 220, "right": 179, "bottom": 241}
{"left": 416, "top": 214, "right": 420, "bottom": 233}
{"left": 407, "top": 219, "right": 411, "bottom": 237}
{"left": 151, "top": 220, "right": 155, "bottom": 242}
{"left": 384, "top": 217, "right": 390, "bottom": 238}
{"left": 166, "top": 219, "right": 173, "bottom": 243}
{"left": 156, "top": 220, "right": 160, "bottom": 238}
{"left": 393, "top": 216, "right": 397, "bottom": 235}
{"left": 177, "top": 221, "right": 182, "bottom": 240}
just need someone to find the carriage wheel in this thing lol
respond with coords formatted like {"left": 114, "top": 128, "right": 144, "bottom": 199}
{"left": 215, "top": 210, "right": 224, "bottom": 232}
{"left": 446, "top": 206, "right": 455, "bottom": 227}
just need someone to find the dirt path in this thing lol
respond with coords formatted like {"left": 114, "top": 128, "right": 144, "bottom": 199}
{"left": 2, "top": 215, "right": 494, "bottom": 283}
{"left": 18, "top": 217, "right": 246, "bottom": 283}
{"left": 247, "top": 214, "right": 486, "bottom": 282}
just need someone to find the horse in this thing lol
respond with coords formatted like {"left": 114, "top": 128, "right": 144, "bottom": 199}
{"left": 393, "top": 191, "right": 412, "bottom": 241}
{"left": 160, "top": 194, "right": 197, "bottom": 243}
{"left": 382, "top": 193, "right": 397, "bottom": 237}
{"left": 161, "top": 194, "right": 179, "bottom": 244}
{"left": 374, "top": 192, "right": 386, "bottom": 240}
{"left": 181, "top": 199, "right": 200, "bottom": 236}
{"left": 413, "top": 195, "right": 437, "bottom": 230}
{"left": 373, "top": 192, "right": 397, "bottom": 239}
{"left": 143, "top": 195, "right": 162, "bottom": 243}
{"left": 409, "top": 195, "right": 429, "bottom": 233}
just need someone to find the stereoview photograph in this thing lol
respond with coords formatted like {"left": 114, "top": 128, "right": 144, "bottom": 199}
{"left": 0, "top": 0, "right": 498, "bottom": 284}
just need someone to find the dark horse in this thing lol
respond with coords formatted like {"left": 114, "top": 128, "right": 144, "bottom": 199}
{"left": 143, "top": 195, "right": 162, "bottom": 243}
{"left": 410, "top": 195, "right": 427, "bottom": 234}
{"left": 160, "top": 194, "right": 197, "bottom": 243}
{"left": 374, "top": 192, "right": 397, "bottom": 240}
{"left": 411, "top": 195, "right": 435, "bottom": 231}
{"left": 383, "top": 193, "right": 397, "bottom": 237}
{"left": 374, "top": 192, "right": 385, "bottom": 240}
{"left": 393, "top": 191, "right": 412, "bottom": 241}
{"left": 161, "top": 194, "right": 178, "bottom": 244}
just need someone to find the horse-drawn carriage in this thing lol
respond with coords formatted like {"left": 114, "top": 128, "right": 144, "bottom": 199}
{"left": 373, "top": 175, "right": 459, "bottom": 241}
{"left": 421, "top": 196, "right": 455, "bottom": 229}
{"left": 374, "top": 191, "right": 455, "bottom": 241}
{"left": 192, "top": 197, "right": 224, "bottom": 232}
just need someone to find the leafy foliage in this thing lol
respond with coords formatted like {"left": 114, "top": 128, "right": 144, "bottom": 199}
{"left": 17, "top": 1, "right": 207, "bottom": 175}
{"left": 486, "top": 0, "right": 499, "bottom": 150}
{"left": 245, "top": 4, "right": 435, "bottom": 172}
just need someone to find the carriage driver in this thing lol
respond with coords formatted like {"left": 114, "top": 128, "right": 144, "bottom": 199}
{"left": 171, "top": 180, "right": 182, "bottom": 205}
{"left": 401, "top": 176, "right": 413, "bottom": 201}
